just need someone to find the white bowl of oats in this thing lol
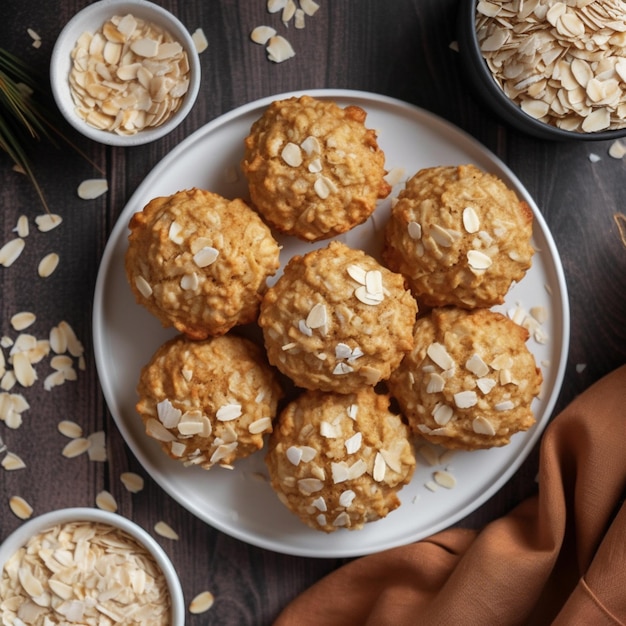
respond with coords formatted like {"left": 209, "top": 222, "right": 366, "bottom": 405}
{"left": 458, "top": 0, "right": 626, "bottom": 140}
{"left": 50, "top": 0, "right": 201, "bottom": 146}
{"left": 0, "top": 508, "right": 184, "bottom": 624}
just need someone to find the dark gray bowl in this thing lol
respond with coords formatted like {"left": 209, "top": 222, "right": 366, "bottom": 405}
{"left": 456, "top": 0, "right": 626, "bottom": 141}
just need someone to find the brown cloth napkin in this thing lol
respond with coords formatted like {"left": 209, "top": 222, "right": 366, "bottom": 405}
{"left": 274, "top": 365, "right": 626, "bottom": 626}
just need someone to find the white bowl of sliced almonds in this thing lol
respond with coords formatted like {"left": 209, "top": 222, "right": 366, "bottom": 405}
{"left": 50, "top": 0, "right": 201, "bottom": 146}
{"left": 0, "top": 508, "right": 185, "bottom": 624}
{"left": 458, "top": 0, "right": 626, "bottom": 140}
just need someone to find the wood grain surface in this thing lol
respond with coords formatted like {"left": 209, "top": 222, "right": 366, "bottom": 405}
{"left": 1, "top": 1, "right": 625, "bottom": 624}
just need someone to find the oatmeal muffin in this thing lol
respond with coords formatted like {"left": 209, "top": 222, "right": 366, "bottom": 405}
{"left": 241, "top": 95, "right": 391, "bottom": 242}
{"left": 258, "top": 241, "right": 417, "bottom": 393}
{"left": 136, "top": 333, "right": 283, "bottom": 469}
{"left": 125, "top": 188, "right": 281, "bottom": 339}
{"left": 383, "top": 164, "right": 534, "bottom": 308}
{"left": 265, "top": 388, "right": 416, "bottom": 532}
{"left": 388, "top": 307, "right": 543, "bottom": 450}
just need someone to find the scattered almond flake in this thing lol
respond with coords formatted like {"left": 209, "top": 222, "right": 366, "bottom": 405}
{"left": 266, "top": 35, "right": 296, "bottom": 63}
{"left": 14, "top": 215, "right": 29, "bottom": 238}
{"left": 383, "top": 166, "right": 405, "bottom": 187}
{"left": 248, "top": 416, "right": 272, "bottom": 434}
{"left": 462, "top": 207, "right": 480, "bottom": 233}
{"left": 472, "top": 416, "right": 496, "bottom": 436}
{"left": 338, "top": 489, "right": 356, "bottom": 508}
{"left": 300, "top": 0, "right": 320, "bottom": 16}
{"left": 9, "top": 495, "right": 33, "bottom": 519}
{"left": 433, "top": 469, "right": 457, "bottom": 489}
{"left": 27, "top": 27, "right": 40, "bottom": 42}
{"left": 407, "top": 221, "right": 422, "bottom": 240}
{"left": 0, "top": 238, "right": 25, "bottom": 267}
{"left": 268, "top": 0, "right": 288, "bottom": 13}
{"left": 61, "top": 437, "right": 91, "bottom": 458}
{"left": 12, "top": 352, "right": 37, "bottom": 387}
{"left": 57, "top": 321, "right": 84, "bottom": 358}
{"left": 300, "top": 135, "right": 321, "bottom": 155}
{"left": 10, "top": 312, "right": 36, "bottom": 331}
{"left": 154, "top": 520, "right": 179, "bottom": 540}
{"left": 44, "top": 370, "right": 66, "bottom": 390}
{"left": 286, "top": 445, "right": 304, "bottom": 466}
{"left": 0, "top": 371, "right": 16, "bottom": 392}
{"left": 313, "top": 174, "right": 338, "bottom": 199}
{"left": 192, "top": 27, "right": 209, "bottom": 53}
{"left": 333, "top": 362, "right": 354, "bottom": 375}
{"left": 333, "top": 512, "right": 350, "bottom": 527}
{"left": 465, "top": 353, "right": 489, "bottom": 377}
{"left": 297, "top": 477, "right": 324, "bottom": 495}
{"left": 95, "top": 490, "right": 117, "bottom": 512}
{"left": 282, "top": 0, "right": 297, "bottom": 24}
{"left": 38, "top": 252, "right": 60, "bottom": 278}
{"left": 425, "top": 372, "right": 446, "bottom": 394}
{"left": 58, "top": 420, "right": 83, "bottom": 438}
{"left": 454, "top": 390, "right": 478, "bottom": 409}
{"left": 281, "top": 141, "right": 303, "bottom": 166}
{"left": 1, "top": 452, "right": 26, "bottom": 471}
{"left": 575, "top": 363, "right": 587, "bottom": 374}
{"left": 432, "top": 403, "right": 454, "bottom": 426}
{"left": 77, "top": 178, "right": 108, "bottom": 199}
{"left": 282, "top": 341, "right": 297, "bottom": 351}
{"left": 156, "top": 398, "right": 182, "bottom": 428}
{"left": 35, "top": 213, "right": 62, "bottom": 232}
{"left": 372, "top": 452, "right": 386, "bottom": 482}
{"left": 424, "top": 480, "right": 439, "bottom": 492}
{"left": 216, "top": 403, "right": 242, "bottom": 421}
{"left": 305, "top": 303, "right": 327, "bottom": 329}
{"left": 344, "top": 432, "right": 362, "bottom": 454}
{"left": 495, "top": 400, "right": 516, "bottom": 411}
{"left": 135, "top": 275, "right": 153, "bottom": 298}
{"left": 476, "top": 376, "right": 497, "bottom": 394}
{"left": 193, "top": 246, "right": 219, "bottom": 268}
{"left": 294, "top": 8, "right": 306, "bottom": 29}
{"left": 189, "top": 590, "right": 215, "bottom": 614}
{"left": 588, "top": 152, "right": 601, "bottom": 163}
{"left": 87, "top": 430, "right": 107, "bottom": 462}
{"left": 427, "top": 342, "right": 454, "bottom": 371}
{"left": 609, "top": 139, "right": 626, "bottom": 159}
{"left": 467, "top": 249, "right": 493, "bottom": 271}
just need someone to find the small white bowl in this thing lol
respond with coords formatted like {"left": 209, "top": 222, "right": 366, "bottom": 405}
{"left": 0, "top": 507, "right": 185, "bottom": 625}
{"left": 50, "top": 0, "right": 201, "bottom": 146}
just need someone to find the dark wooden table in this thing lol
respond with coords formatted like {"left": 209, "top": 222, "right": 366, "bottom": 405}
{"left": 1, "top": 1, "right": 625, "bottom": 624}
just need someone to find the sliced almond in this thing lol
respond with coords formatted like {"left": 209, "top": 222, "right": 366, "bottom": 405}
{"left": 35, "top": 213, "right": 62, "bottom": 232}
{"left": 38, "top": 252, "right": 60, "bottom": 278}
{"left": 62, "top": 437, "right": 91, "bottom": 458}
{"left": 1, "top": 452, "right": 26, "bottom": 471}
{"left": 9, "top": 495, "right": 33, "bottom": 520}
{"left": 192, "top": 28, "right": 209, "bottom": 53}
{"left": 77, "top": 178, "right": 108, "bottom": 199}
{"left": 189, "top": 591, "right": 215, "bottom": 614}
{"left": 250, "top": 25, "right": 276, "bottom": 45}
{"left": 0, "top": 238, "right": 25, "bottom": 267}
{"left": 266, "top": 35, "right": 296, "bottom": 63}
{"left": 10, "top": 312, "right": 36, "bottom": 331}
{"left": 58, "top": 420, "right": 83, "bottom": 439}
{"left": 154, "top": 520, "right": 179, "bottom": 540}
{"left": 120, "top": 471, "right": 145, "bottom": 493}
{"left": 95, "top": 489, "right": 118, "bottom": 512}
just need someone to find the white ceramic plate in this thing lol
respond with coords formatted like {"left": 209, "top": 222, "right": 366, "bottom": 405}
{"left": 93, "top": 89, "right": 569, "bottom": 558}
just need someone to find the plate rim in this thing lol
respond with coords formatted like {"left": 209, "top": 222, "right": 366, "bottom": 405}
{"left": 93, "top": 88, "right": 570, "bottom": 557}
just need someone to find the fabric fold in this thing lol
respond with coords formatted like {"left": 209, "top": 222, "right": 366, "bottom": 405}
{"left": 274, "top": 365, "right": 626, "bottom": 626}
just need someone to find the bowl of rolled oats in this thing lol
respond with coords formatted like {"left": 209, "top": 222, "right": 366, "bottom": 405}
{"left": 50, "top": 0, "right": 201, "bottom": 146}
{"left": 458, "top": 0, "right": 626, "bottom": 140}
{"left": 0, "top": 507, "right": 185, "bottom": 624}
